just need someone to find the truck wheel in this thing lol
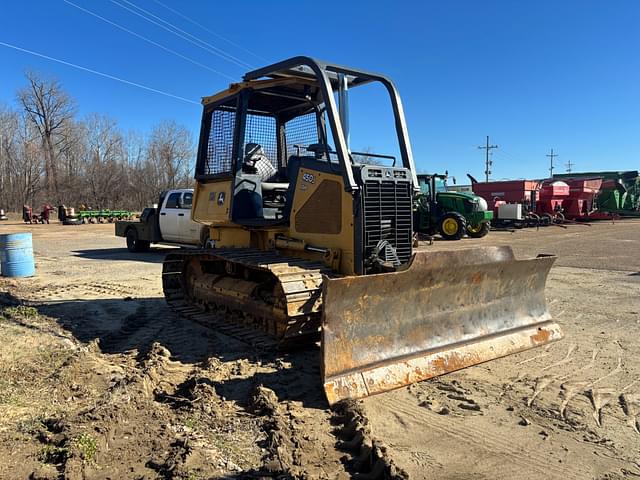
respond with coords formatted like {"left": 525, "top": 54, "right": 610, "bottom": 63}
{"left": 438, "top": 213, "right": 466, "bottom": 240}
{"left": 467, "top": 222, "right": 490, "bottom": 238}
{"left": 126, "top": 228, "right": 150, "bottom": 253}
{"left": 200, "top": 229, "right": 211, "bottom": 249}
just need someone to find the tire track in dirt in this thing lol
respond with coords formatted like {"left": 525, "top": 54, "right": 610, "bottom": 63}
{"left": 516, "top": 339, "right": 639, "bottom": 432}
{"left": 159, "top": 304, "right": 407, "bottom": 478}
{"left": 373, "top": 394, "right": 595, "bottom": 479}
{"left": 150, "top": 296, "right": 401, "bottom": 477}
{"left": 502, "top": 275, "right": 640, "bottom": 434}
{"left": 29, "top": 281, "right": 143, "bottom": 300}
{"left": 98, "top": 302, "right": 160, "bottom": 353}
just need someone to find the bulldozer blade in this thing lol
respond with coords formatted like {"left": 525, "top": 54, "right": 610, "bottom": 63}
{"left": 321, "top": 246, "right": 562, "bottom": 405}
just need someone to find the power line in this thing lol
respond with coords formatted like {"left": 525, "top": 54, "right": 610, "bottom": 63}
{"left": 496, "top": 148, "right": 524, "bottom": 162}
{"left": 493, "top": 149, "right": 519, "bottom": 163}
{"left": 546, "top": 148, "right": 558, "bottom": 177}
{"left": 116, "top": 0, "right": 255, "bottom": 69}
{"left": 62, "top": 0, "right": 235, "bottom": 81}
{"left": 110, "top": 0, "right": 254, "bottom": 71}
{"left": 0, "top": 41, "right": 200, "bottom": 105}
{"left": 477, "top": 135, "right": 498, "bottom": 182}
{"left": 151, "top": 0, "right": 269, "bottom": 63}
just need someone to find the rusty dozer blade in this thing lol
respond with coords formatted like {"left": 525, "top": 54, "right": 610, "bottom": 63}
{"left": 321, "top": 246, "right": 562, "bottom": 405}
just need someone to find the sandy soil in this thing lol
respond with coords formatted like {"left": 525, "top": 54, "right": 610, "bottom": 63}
{"left": 0, "top": 219, "right": 638, "bottom": 479}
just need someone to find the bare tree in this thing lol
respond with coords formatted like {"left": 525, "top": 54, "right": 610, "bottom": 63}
{"left": 81, "top": 114, "right": 128, "bottom": 208}
{"left": 352, "top": 146, "right": 383, "bottom": 165}
{"left": 0, "top": 105, "right": 12, "bottom": 208}
{"left": 17, "top": 72, "right": 74, "bottom": 203}
{"left": 0, "top": 106, "right": 45, "bottom": 209}
{"left": 1, "top": 75, "right": 196, "bottom": 214}
{"left": 146, "top": 120, "right": 194, "bottom": 190}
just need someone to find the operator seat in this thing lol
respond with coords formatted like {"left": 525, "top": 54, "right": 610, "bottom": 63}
{"left": 235, "top": 143, "right": 289, "bottom": 220}
{"left": 243, "top": 142, "right": 288, "bottom": 195}
{"left": 243, "top": 143, "right": 277, "bottom": 181}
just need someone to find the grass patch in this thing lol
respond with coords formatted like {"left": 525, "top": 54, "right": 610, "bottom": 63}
{"left": 16, "top": 416, "right": 47, "bottom": 435}
{"left": 74, "top": 433, "right": 98, "bottom": 463}
{"left": 2, "top": 305, "right": 39, "bottom": 319}
{"left": 184, "top": 416, "right": 198, "bottom": 430}
{"left": 0, "top": 320, "right": 73, "bottom": 423}
{"left": 39, "top": 445, "right": 69, "bottom": 465}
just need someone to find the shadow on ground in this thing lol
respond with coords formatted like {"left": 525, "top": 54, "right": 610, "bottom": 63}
{"left": 1, "top": 291, "right": 328, "bottom": 410}
{"left": 72, "top": 247, "right": 177, "bottom": 263}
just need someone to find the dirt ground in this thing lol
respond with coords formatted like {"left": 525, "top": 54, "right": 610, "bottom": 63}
{"left": 0, "top": 218, "right": 638, "bottom": 479}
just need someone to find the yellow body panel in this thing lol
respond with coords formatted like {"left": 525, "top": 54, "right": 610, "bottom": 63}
{"left": 192, "top": 180, "right": 232, "bottom": 225}
{"left": 289, "top": 168, "right": 355, "bottom": 275}
{"left": 190, "top": 164, "right": 355, "bottom": 274}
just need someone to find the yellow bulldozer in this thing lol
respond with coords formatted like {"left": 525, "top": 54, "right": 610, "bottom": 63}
{"left": 162, "top": 57, "right": 562, "bottom": 405}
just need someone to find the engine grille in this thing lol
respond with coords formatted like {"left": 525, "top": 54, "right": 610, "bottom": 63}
{"left": 363, "top": 177, "right": 413, "bottom": 265}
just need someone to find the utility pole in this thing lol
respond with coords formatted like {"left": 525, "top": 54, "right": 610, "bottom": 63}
{"left": 565, "top": 159, "right": 574, "bottom": 173}
{"left": 477, "top": 135, "right": 498, "bottom": 182}
{"left": 546, "top": 148, "right": 558, "bottom": 178}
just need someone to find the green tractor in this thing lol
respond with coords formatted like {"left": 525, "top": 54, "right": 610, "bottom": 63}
{"left": 414, "top": 173, "right": 493, "bottom": 240}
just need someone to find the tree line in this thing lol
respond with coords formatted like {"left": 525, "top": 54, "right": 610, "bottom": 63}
{"left": 0, "top": 72, "right": 195, "bottom": 213}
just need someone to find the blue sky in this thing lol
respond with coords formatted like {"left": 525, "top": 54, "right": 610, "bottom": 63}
{"left": 1, "top": 0, "right": 638, "bottom": 183}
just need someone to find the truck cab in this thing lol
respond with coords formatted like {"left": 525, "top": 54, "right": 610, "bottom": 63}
{"left": 115, "top": 188, "right": 207, "bottom": 252}
{"left": 158, "top": 189, "right": 202, "bottom": 243}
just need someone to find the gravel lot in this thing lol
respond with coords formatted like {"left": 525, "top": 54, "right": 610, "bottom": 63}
{"left": 0, "top": 218, "right": 638, "bottom": 479}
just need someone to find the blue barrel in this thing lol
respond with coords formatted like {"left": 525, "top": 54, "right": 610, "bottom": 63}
{"left": 0, "top": 233, "right": 36, "bottom": 277}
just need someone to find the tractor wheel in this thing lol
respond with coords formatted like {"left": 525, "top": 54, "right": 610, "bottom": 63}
{"left": 438, "top": 213, "right": 466, "bottom": 240}
{"left": 467, "top": 222, "right": 490, "bottom": 238}
{"left": 540, "top": 213, "right": 553, "bottom": 226}
{"left": 126, "top": 228, "right": 150, "bottom": 253}
{"left": 554, "top": 212, "right": 565, "bottom": 224}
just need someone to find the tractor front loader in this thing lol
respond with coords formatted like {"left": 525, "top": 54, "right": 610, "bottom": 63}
{"left": 162, "top": 57, "right": 562, "bottom": 404}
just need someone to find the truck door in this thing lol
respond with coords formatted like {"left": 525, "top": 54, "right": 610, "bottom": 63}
{"left": 159, "top": 191, "right": 181, "bottom": 242}
{"left": 178, "top": 191, "right": 201, "bottom": 244}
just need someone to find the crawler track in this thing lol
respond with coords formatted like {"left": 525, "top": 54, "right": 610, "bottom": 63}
{"left": 162, "top": 248, "right": 333, "bottom": 349}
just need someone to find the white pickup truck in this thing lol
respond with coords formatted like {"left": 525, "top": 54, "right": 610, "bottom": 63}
{"left": 115, "top": 189, "right": 208, "bottom": 252}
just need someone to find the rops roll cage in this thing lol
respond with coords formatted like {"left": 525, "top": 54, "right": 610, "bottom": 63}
{"left": 242, "top": 56, "right": 418, "bottom": 193}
